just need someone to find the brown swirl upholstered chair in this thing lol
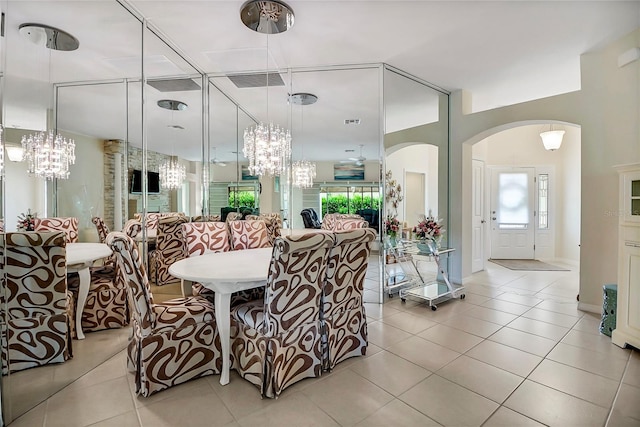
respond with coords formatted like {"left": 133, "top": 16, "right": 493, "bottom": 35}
{"left": 106, "top": 231, "right": 222, "bottom": 396}
{"left": 91, "top": 217, "right": 116, "bottom": 269}
{"left": 322, "top": 228, "right": 375, "bottom": 370}
{"left": 333, "top": 218, "right": 369, "bottom": 231}
{"left": 1, "top": 232, "right": 73, "bottom": 374}
{"left": 245, "top": 213, "right": 282, "bottom": 245}
{"left": 181, "top": 222, "right": 230, "bottom": 298}
{"left": 320, "top": 213, "right": 339, "bottom": 231}
{"left": 148, "top": 216, "right": 189, "bottom": 285}
{"left": 123, "top": 219, "right": 143, "bottom": 240}
{"left": 230, "top": 233, "right": 333, "bottom": 398}
{"left": 228, "top": 220, "right": 270, "bottom": 250}
{"left": 33, "top": 217, "right": 79, "bottom": 243}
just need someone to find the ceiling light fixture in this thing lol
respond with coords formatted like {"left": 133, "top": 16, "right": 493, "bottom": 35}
{"left": 540, "top": 124, "right": 565, "bottom": 151}
{"left": 241, "top": 0, "right": 293, "bottom": 177}
{"left": 291, "top": 93, "right": 317, "bottom": 188}
{"left": 19, "top": 23, "right": 77, "bottom": 180}
{"left": 159, "top": 101, "right": 186, "bottom": 189}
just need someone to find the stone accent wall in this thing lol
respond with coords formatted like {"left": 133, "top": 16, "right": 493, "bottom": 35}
{"left": 103, "top": 141, "right": 173, "bottom": 229}
{"left": 103, "top": 140, "right": 126, "bottom": 230}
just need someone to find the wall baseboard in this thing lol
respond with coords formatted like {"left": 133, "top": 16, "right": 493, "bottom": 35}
{"left": 578, "top": 302, "right": 601, "bottom": 314}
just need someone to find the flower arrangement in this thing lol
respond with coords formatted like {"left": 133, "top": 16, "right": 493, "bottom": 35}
{"left": 384, "top": 215, "right": 401, "bottom": 237}
{"left": 413, "top": 211, "right": 444, "bottom": 242}
{"left": 17, "top": 209, "right": 37, "bottom": 231}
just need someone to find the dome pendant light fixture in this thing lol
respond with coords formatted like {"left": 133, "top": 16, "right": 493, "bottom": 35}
{"left": 540, "top": 124, "right": 565, "bottom": 151}
{"left": 241, "top": 0, "right": 293, "bottom": 177}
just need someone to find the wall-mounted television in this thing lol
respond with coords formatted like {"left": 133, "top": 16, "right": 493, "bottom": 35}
{"left": 130, "top": 169, "right": 161, "bottom": 194}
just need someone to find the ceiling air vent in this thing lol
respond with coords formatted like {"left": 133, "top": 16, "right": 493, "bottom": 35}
{"left": 344, "top": 119, "right": 361, "bottom": 125}
{"left": 147, "top": 78, "right": 201, "bottom": 92}
{"left": 227, "top": 73, "right": 285, "bottom": 88}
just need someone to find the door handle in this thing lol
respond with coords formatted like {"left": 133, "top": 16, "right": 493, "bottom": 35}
{"left": 481, "top": 220, "right": 486, "bottom": 224}
{"left": 491, "top": 217, "right": 496, "bottom": 221}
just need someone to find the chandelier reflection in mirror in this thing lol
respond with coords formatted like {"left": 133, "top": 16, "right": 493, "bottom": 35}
{"left": 159, "top": 157, "right": 186, "bottom": 190}
{"left": 292, "top": 159, "right": 316, "bottom": 188}
{"left": 290, "top": 92, "right": 317, "bottom": 188}
{"left": 21, "top": 130, "right": 76, "bottom": 180}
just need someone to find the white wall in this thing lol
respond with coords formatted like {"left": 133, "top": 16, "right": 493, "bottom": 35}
{"left": 57, "top": 132, "right": 104, "bottom": 242}
{"left": 385, "top": 144, "right": 439, "bottom": 226}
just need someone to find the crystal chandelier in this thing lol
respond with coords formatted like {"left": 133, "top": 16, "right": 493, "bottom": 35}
{"left": 241, "top": 0, "right": 294, "bottom": 177}
{"left": 21, "top": 130, "right": 76, "bottom": 180}
{"left": 243, "top": 123, "right": 291, "bottom": 176}
{"left": 292, "top": 159, "right": 316, "bottom": 188}
{"left": 159, "top": 158, "right": 185, "bottom": 189}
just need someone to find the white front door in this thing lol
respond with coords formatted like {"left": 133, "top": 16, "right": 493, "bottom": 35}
{"left": 490, "top": 167, "right": 535, "bottom": 259}
{"left": 472, "top": 159, "right": 485, "bottom": 272}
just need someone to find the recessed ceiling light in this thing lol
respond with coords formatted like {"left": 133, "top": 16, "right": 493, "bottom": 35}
{"left": 345, "top": 149, "right": 355, "bottom": 153}
{"left": 344, "top": 119, "right": 361, "bottom": 125}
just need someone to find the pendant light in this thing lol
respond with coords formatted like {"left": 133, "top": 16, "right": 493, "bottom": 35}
{"left": 540, "top": 124, "right": 565, "bottom": 151}
{"left": 291, "top": 93, "right": 317, "bottom": 189}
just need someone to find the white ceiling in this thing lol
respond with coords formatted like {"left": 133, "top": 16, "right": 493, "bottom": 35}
{"left": 3, "top": 1, "right": 639, "bottom": 163}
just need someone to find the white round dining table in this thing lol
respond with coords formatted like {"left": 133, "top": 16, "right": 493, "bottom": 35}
{"left": 67, "top": 242, "right": 112, "bottom": 340}
{"left": 169, "top": 247, "right": 272, "bottom": 385}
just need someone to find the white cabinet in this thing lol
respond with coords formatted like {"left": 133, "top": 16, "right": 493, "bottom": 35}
{"left": 612, "top": 163, "right": 640, "bottom": 349}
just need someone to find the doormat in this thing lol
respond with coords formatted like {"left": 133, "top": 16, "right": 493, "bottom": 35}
{"left": 489, "top": 259, "right": 570, "bottom": 271}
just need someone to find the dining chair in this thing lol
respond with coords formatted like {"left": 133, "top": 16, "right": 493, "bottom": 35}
{"left": 320, "top": 213, "right": 342, "bottom": 231}
{"left": 149, "top": 215, "right": 189, "bottom": 286}
{"left": 1, "top": 232, "right": 74, "bottom": 374}
{"left": 245, "top": 213, "right": 281, "bottom": 245}
{"left": 91, "top": 216, "right": 116, "bottom": 270}
{"left": 180, "top": 222, "right": 263, "bottom": 306}
{"left": 106, "top": 231, "right": 222, "bottom": 397}
{"left": 228, "top": 219, "right": 270, "bottom": 250}
{"left": 322, "top": 228, "right": 376, "bottom": 370}
{"left": 191, "top": 214, "right": 221, "bottom": 222}
{"left": 123, "top": 219, "right": 143, "bottom": 240}
{"left": 230, "top": 233, "right": 333, "bottom": 398}
{"left": 33, "top": 217, "right": 79, "bottom": 243}
{"left": 333, "top": 218, "right": 369, "bottom": 231}
{"left": 181, "top": 221, "right": 230, "bottom": 298}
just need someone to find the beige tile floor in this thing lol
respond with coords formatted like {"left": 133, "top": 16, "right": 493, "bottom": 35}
{"left": 9, "top": 259, "right": 640, "bottom": 427}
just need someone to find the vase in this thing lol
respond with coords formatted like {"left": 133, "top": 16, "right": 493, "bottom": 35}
{"left": 388, "top": 235, "right": 397, "bottom": 247}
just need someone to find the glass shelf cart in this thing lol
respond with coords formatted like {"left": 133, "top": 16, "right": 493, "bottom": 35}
{"left": 395, "top": 240, "right": 465, "bottom": 310}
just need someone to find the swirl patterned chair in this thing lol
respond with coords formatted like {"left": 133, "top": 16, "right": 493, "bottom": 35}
{"left": 230, "top": 233, "right": 333, "bottom": 398}
{"left": 106, "top": 232, "right": 222, "bottom": 396}
{"left": 1, "top": 232, "right": 73, "bottom": 374}
{"left": 228, "top": 220, "right": 270, "bottom": 251}
{"left": 333, "top": 218, "right": 369, "bottom": 231}
{"left": 322, "top": 228, "right": 376, "bottom": 370}
{"left": 245, "top": 213, "right": 282, "bottom": 245}
{"left": 123, "top": 219, "right": 143, "bottom": 240}
{"left": 148, "top": 216, "right": 189, "bottom": 286}
{"left": 181, "top": 222, "right": 230, "bottom": 299}
{"left": 91, "top": 217, "right": 116, "bottom": 269}
{"left": 33, "top": 217, "right": 79, "bottom": 243}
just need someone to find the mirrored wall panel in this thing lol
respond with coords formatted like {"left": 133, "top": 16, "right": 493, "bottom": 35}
{"left": 0, "top": 1, "right": 142, "bottom": 423}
